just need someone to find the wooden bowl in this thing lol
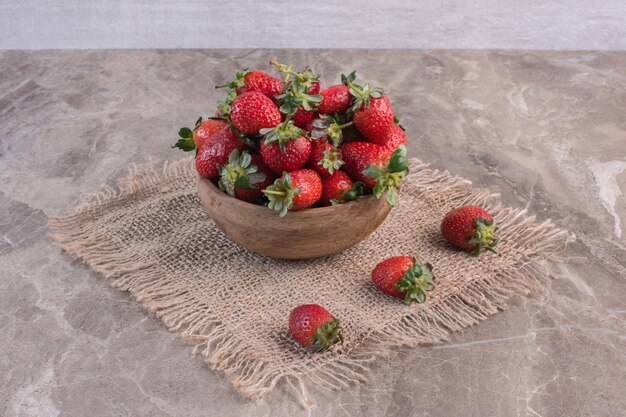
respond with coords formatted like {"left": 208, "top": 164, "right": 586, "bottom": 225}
{"left": 197, "top": 176, "right": 393, "bottom": 260}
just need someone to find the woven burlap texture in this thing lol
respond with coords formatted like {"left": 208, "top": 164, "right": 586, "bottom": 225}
{"left": 48, "top": 157, "right": 572, "bottom": 407}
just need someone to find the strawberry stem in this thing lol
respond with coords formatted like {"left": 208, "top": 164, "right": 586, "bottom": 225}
{"left": 348, "top": 82, "right": 364, "bottom": 96}
{"left": 264, "top": 172, "right": 301, "bottom": 217}
{"left": 335, "top": 121, "right": 353, "bottom": 129}
{"left": 270, "top": 60, "right": 306, "bottom": 82}
{"left": 262, "top": 189, "right": 286, "bottom": 197}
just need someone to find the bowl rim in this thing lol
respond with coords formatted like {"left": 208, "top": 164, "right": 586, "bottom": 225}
{"left": 198, "top": 174, "right": 383, "bottom": 216}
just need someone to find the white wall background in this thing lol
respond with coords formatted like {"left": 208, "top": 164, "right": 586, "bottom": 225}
{"left": 1, "top": 0, "right": 625, "bottom": 50}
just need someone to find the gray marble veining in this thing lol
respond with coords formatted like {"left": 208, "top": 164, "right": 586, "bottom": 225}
{"left": 0, "top": 49, "right": 625, "bottom": 417}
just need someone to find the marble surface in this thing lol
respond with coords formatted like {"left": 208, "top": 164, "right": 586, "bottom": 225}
{"left": 1, "top": 49, "right": 625, "bottom": 417}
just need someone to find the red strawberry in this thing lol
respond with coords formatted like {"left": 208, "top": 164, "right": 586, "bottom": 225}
{"left": 292, "top": 106, "right": 314, "bottom": 129}
{"left": 371, "top": 256, "right": 436, "bottom": 304}
{"left": 271, "top": 61, "right": 322, "bottom": 127}
{"left": 194, "top": 119, "right": 229, "bottom": 149}
{"left": 291, "top": 82, "right": 322, "bottom": 128}
{"left": 340, "top": 141, "right": 390, "bottom": 188}
{"left": 308, "top": 81, "right": 321, "bottom": 95}
{"left": 371, "top": 123, "right": 407, "bottom": 151}
{"left": 230, "top": 91, "right": 281, "bottom": 135}
{"left": 441, "top": 206, "right": 498, "bottom": 256}
{"left": 216, "top": 69, "right": 284, "bottom": 100}
{"left": 196, "top": 126, "right": 246, "bottom": 179}
{"left": 318, "top": 84, "right": 352, "bottom": 115}
{"left": 319, "top": 171, "right": 363, "bottom": 206}
{"left": 346, "top": 75, "right": 395, "bottom": 141}
{"left": 263, "top": 169, "right": 322, "bottom": 216}
{"left": 289, "top": 304, "right": 343, "bottom": 351}
{"left": 235, "top": 70, "right": 284, "bottom": 99}
{"left": 287, "top": 169, "right": 322, "bottom": 209}
{"left": 353, "top": 95, "right": 395, "bottom": 141}
{"left": 307, "top": 140, "right": 344, "bottom": 177}
{"left": 173, "top": 117, "right": 228, "bottom": 152}
{"left": 342, "top": 142, "right": 408, "bottom": 206}
{"left": 217, "top": 150, "right": 276, "bottom": 203}
{"left": 260, "top": 121, "right": 312, "bottom": 174}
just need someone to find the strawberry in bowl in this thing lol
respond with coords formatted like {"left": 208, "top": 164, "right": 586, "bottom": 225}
{"left": 173, "top": 61, "right": 410, "bottom": 258}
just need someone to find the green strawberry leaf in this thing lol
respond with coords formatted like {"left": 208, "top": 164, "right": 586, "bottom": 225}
{"left": 234, "top": 176, "right": 252, "bottom": 190}
{"left": 341, "top": 70, "right": 357, "bottom": 85}
{"left": 240, "top": 151, "right": 251, "bottom": 168}
{"left": 178, "top": 127, "right": 193, "bottom": 139}
{"left": 396, "top": 258, "right": 436, "bottom": 304}
{"left": 247, "top": 172, "right": 266, "bottom": 185}
{"left": 319, "top": 146, "right": 344, "bottom": 175}
{"left": 363, "top": 164, "right": 384, "bottom": 179}
{"left": 468, "top": 218, "right": 498, "bottom": 256}
{"left": 349, "top": 88, "right": 362, "bottom": 99}
{"left": 348, "top": 81, "right": 384, "bottom": 113}
{"left": 310, "top": 318, "right": 343, "bottom": 352}
{"left": 263, "top": 172, "right": 301, "bottom": 217}
{"left": 272, "top": 63, "right": 321, "bottom": 117}
{"left": 261, "top": 120, "right": 305, "bottom": 153}
{"left": 311, "top": 130, "right": 327, "bottom": 140}
{"left": 218, "top": 149, "right": 262, "bottom": 195}
{"left": 372, "top": 183, "right": 384, "bottom": 199}
{"left": 387, "top": 145, "right": 408, "bottom": 173}
{"left": 217, "top": 164, "right": 227, "bottom": 177}
{"left": 228, "top": 148, "right": 240, "bottom": 164}
{"left": 279, "top": 204, "right": 289, "bottom": 218}
{"left": 393, "top": 115, "right": 406, "bottom": 131}
{"left": 363, "top": 152, "right": 407, "bottom": 206}
{"left": 312, "top": 118, "right": 328, "bottom": 129}
{"left": 283, "top": 172, "right": 292, "bottom": 187}
{"left": 301, "top": 100, "right": 314, "bottom": 112}
{"left": 172, "top": 137, "right": 196, "bottom": 152}
{"left": 386, "top": 188, "right": 399, "bottom": 206}
{"left": 215, "top": 69, "right": 250, "bottom": 90}
{"left": 333, "top": 181, "right": 365, "bottom": 204}
{"left": 279, "top": 102, "right": 296, "bottom": 115}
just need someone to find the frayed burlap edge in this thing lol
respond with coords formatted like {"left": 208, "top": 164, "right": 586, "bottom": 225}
{"left": 48, "top": 158, "right": 574, "bottom": 408}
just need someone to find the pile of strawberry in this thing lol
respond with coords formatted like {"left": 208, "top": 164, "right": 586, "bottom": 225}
{"left": 173, "top": 61, "right": 408, "bottom": 216}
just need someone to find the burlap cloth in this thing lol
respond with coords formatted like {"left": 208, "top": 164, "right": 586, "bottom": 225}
{"left": 48, "top": 157, "right": 573, "bottom": 407}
